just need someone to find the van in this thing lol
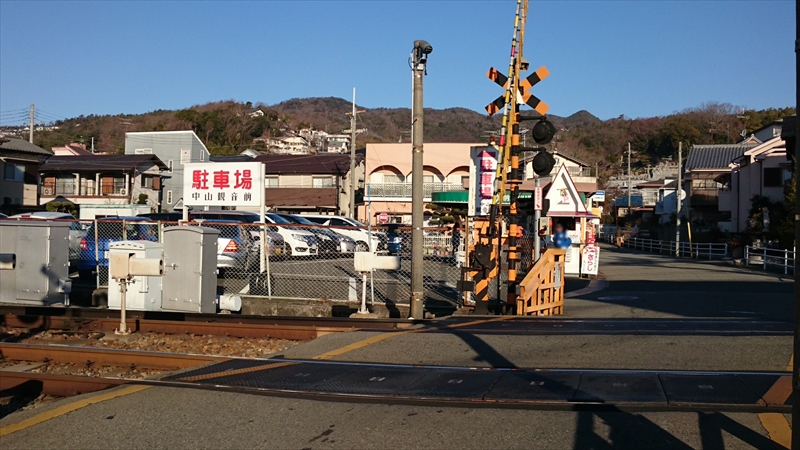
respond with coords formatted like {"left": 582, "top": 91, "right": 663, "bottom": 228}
{"left": 299, "top": 214, "right": 386, "bottom": 252}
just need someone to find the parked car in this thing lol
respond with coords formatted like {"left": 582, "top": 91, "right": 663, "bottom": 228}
{"left": 191, "top": 220, "right": 261, "bottom": 276}
{"left": 77, "top": 217, "right": 158, "bottom": 280}
{"left": 299, "top": 214, "right": 386, "bottom": 252}
{"left": 9, "top": 211, "right": 86, "bottom": 261}
{"left": 184, "top": 211, "right": 283, "bottom": 257}
{"left": 278, "top": 214, "right": 356, "bottom": 254}
{"left": 384, "top": 224, "right": 410, "bottom": 256}
{"left": 0, "top": 213, "right": 8, "bottom": 219}
{"left": 261, "top": 213, "right": 318, "bottom": 258}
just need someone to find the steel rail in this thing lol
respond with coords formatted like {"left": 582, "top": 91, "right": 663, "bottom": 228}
{"left": 0, "top": 305, "right": 418, "bottom": 340}
{"left": 0, "top": 342, "right": 228, "bottom": 369}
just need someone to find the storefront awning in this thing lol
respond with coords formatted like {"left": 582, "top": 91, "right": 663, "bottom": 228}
{"left": 430, "top": 190, "right": 531, "bottom": 205}
{"left": 430, "top": 191, "right": 469, "bottom": 204}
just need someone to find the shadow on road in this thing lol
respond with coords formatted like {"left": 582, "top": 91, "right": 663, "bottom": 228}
{"left": 573, "top": 410, "right": 777, "bottom": 450}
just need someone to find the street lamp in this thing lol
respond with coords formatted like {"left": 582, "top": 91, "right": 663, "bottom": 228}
{"left": 409, "top": 40, "right": 432, "bottom": 320}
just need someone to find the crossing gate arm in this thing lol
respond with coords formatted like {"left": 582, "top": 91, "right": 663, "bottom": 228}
{"left": 517, "top": 248, "right": 566, "bottom": 316}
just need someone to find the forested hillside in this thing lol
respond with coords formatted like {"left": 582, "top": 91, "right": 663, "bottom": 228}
{"left": 23, "top": 98, "right": 793, "bottom": 180}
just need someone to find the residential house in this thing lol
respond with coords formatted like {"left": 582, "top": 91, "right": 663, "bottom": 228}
{"left": 39, "top": 155, "right": 167, "bottom": 210}
{"left": 124, "top": 131, "right": 211, "bottom": 212}
{"left": 254, "top": 136, "right": 312, "bottom": 155}
{"left": 242, "top": 107, "right": 265, "bottom": 118}
{"left": 646, "top": 179, "right": 687, "bottom": 224}
{"left": 718, "top": 136, "right": 789, "bottom": 232}
{"left": 683, "top": 143, "right": 757, "bottom": 229}
{"left": 251, "top": 153, "right": 364, "bottom": 216}
{"left": 749, "top": 119, "right": 784, "bottom": 144}
{"left": 0, "top": 137, "right": 52, "bottom": 212}
{"left": 51, "top": 143, "right": 94, "bottom": 156}
{"left": 363, "top": 143, "right": 476, "bottom": 224}
{"left": 325, "top": 134, "right": 351, "bottom": 153}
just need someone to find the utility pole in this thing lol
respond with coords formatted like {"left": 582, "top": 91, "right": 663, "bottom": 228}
{"left": 627, "top": 143, "right": 632, "bottom": 222}
{"left": 792, "top": 0, "right": 800, "bottom": 444}
{"left": 91, "top": 137, "right": 95, "bottom": 153}
{"left": 348, "top": 88, "right": 358, "bottom": 219}
{"left": 28, "top": 104, "right": 34, "bottom": 143}
{"left": 409, "top": 40, "right": 432, "bottom": 320}
{"left": 675, "top": 142, "right": 682, "bottom": 257}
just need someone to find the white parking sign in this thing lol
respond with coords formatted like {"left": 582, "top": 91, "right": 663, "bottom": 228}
{"left": 183, "top": 162, "right": 263, "bottom": 207}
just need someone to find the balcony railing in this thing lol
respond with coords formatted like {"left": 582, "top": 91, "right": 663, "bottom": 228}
{"left": 568, "top": 167, "right": 592, "bottom": 177}
{"left": 367, "top": 182, "right": 464, "bottom": 199}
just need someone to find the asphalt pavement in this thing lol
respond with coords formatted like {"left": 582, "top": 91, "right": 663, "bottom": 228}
{"left": 0, "top": 386, "right": 778, "bottom": 450}
{"left": 3, "top": 244, "right": 793, "bottom": 449}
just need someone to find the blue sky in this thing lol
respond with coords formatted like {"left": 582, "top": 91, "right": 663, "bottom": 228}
{"left": 0, "top": 1, "right": 794, "bottom": 124}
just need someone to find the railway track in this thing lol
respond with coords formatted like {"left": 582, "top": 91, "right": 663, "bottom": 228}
{"left": 0, "top": 305, "right": 417, "bottom": 340}
{"left": 1, "top": 342, "right": 792, "bottom": 413}
{"left": 0, "top": 342, "right": 225, "bottom": 397}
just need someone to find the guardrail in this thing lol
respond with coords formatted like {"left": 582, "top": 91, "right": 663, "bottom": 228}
{"left": 602, "top": 234, "right": 728, "bottom": 260}
{"left": 745, "top": 246, "right": 795, "bottom": 274}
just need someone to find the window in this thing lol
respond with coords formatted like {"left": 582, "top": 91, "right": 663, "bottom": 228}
{"left": 423, "top": 175, "right": 435, "bottom": 184}
{"left": 265, "top": 176, "right": 279, "bottom": 188}
{"left": 461, "top": 175, "right": 469, "bottom": 186}
{"left": 166, "top": 190, "right": 173, "bottom": 204}
{"left": 4, "top": 163, "right": 23, "bottom": 182}
{"left": 312, "top": 176, "right": 333, "bottom": 188}
{"left": 142, "top": 175, "right": 154, "bottom": 189}
{"left": 764, "top": 168, "right": 783, "bottom": 187}
{"left": 383, "top": 174, "right": 404, "bottom": 183}
{"left": 168, "top": 160, "right": 173, "bottom": 173}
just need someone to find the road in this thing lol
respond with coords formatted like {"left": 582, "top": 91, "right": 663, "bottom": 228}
{"left": 5, "top": 244, "right": 791, "bottom": 449}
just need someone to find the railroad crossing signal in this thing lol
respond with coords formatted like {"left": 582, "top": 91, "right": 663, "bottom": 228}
{"left": 485, "top": 66, "right": 550, "bottom": 116}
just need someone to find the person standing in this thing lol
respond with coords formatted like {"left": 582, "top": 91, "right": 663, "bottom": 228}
{"left": 552, "top": 223, "right": 572, "bottom": 249}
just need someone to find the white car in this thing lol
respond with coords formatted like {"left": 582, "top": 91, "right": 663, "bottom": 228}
{"left": 8, "top": 211, "right": 85, "bottom": 260}
{"left": 263, "top": 213, "right": 319, "bottom": 257}
{"left": 299, "top": 214, "right": 386, "bottom": 252}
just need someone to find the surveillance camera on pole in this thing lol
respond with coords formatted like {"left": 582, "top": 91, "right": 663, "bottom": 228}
{"left": 409, "top": 40, "right": 431, "bottom": 320}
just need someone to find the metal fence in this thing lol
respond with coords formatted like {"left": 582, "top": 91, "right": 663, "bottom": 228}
{"left": 28, "top": 218, "right": 467, "bottom": 311}
{"left": 602, "top": 233, "right": 728, "bottom": 260}
{"left": 745, "top": 246, "right": 795, "bottom": 274}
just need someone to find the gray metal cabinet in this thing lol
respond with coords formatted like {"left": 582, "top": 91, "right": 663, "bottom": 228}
{"left": 162, "top": 226, "right": 219, "bottom": 313}
{"left": 108, "top": 241, "right": 164, "bottom": 311}
{"left": 0, "top": 221, "right": 71, "bottom": 305}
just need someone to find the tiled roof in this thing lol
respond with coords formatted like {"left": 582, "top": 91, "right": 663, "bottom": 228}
{"left": 0, "top": 137, "right": 52, "bottom": 155}
{"left": 253, "top": 154, "right": 359, "bottom": 175}
{"left": 685, "top": 144, "right": 756, "bottom": 170}
{"left": 40, "top": 154, "right": 167, "bottom": 172}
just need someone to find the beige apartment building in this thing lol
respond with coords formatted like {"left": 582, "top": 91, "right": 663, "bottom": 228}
{"left": 360, "top": 143, "right": 478, "bottom": 224}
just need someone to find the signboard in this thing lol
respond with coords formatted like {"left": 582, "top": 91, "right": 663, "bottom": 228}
{"left": 183, "top": 162, "right": 263, "bottom": 207}
{"left": 468, "top": 146, "right": 498, "bottom": 216}
{"left": 378, "top": 212, "right": 389, "bottom": 224}
{"left": 593, "top": 190, "right": 605, "bottom": 202}
{"left": 180, "top": 149, "right": 191, "bottom": 164}
{"left": 581, "top": 244, "right": 600, "bottom": 275}
{"left": 543, "top": 164, "right": 589, "bottom": 216}
{"left": 534, "top": 186, "right": 543, "bottom": 211}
